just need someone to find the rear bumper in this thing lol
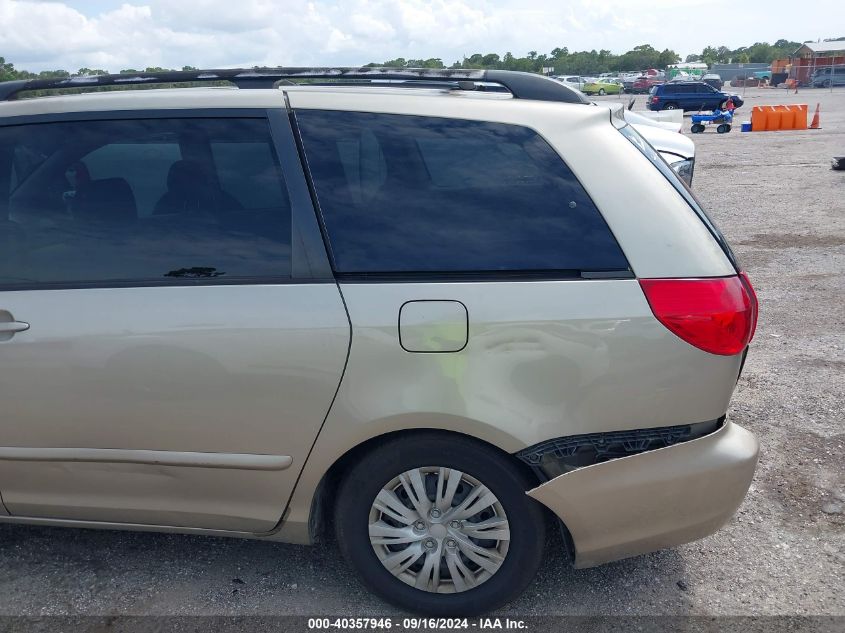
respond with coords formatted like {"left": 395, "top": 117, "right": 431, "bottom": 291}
{"left": 526, "top": 420, "right": 758, "bottom": 568}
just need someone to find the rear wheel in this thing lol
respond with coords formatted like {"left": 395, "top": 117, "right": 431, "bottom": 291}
{"left": 717, "top": 123, "right": 731, "bottom": 134}
{"left": 335, "top": 434, "right": 546, "bottom": 615}
{"left": 663, "top": 102, "right": 678, "bottom": 110}
{"left": 691, "top": 123, "right": 706, "bottom": 133}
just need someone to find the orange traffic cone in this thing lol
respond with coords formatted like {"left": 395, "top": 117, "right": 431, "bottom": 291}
{"left": 809, "top": 103, "right": 821, "bottom": 129}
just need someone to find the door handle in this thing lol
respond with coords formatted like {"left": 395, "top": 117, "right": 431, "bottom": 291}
{"left": 0, "top": 321, "right": 30, "bottom": 333}
{"left": 0, "top": 311, "right": 30, "bottom": 341}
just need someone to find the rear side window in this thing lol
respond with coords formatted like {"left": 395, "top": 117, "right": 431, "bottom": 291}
{"left": 0, "top": 117, "right": 291, "bottom": 287}
{"left": 296, "top": 110, "right": 628, "bottom": 276}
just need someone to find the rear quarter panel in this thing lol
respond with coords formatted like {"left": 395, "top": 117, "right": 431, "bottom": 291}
{"left": 277, "top": 280, "right": 743, "bottom": 541}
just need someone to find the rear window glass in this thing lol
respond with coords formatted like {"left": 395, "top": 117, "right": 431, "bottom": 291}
{"left": 295, "top": 110, "right": 628, "bottom": 276}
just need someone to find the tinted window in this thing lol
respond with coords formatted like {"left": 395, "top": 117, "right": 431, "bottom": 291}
{"left": 0, "top": 118, "right": 291, "bottom": 287}
{"left": 296, "top": 111, "right": 628, "bottom": 275}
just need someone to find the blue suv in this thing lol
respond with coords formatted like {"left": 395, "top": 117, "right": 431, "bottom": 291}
{"left": 648, "top": 81, "right": 743, "bottom": 111}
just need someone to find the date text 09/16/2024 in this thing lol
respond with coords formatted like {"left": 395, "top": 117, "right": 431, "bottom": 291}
{"left": 307, "top": 618, "right": 528, "bottom": 630}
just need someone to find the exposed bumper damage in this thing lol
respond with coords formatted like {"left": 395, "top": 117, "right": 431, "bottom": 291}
{"left": 526, "top": 420, "right": 759, "bottom": 568}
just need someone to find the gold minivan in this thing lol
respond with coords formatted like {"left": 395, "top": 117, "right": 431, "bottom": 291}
{"left": 0, "top": 68, "right": 759, "bottom": 615}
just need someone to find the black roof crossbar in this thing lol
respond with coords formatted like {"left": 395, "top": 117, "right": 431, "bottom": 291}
{"left": 0, "top": 67, "right": 589, "bottom": 104}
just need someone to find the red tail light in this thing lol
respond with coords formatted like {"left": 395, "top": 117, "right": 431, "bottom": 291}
{"left": 639, "top": 276, "right": 758, "bottom": 356}
{"left": 738, "top": 271, "right": 759, "bottom": 341}
{"left": 651, "top": 96, "right": 659, "bottom": 103}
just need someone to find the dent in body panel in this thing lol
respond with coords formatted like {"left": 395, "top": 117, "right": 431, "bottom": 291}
{"left": 277, "top": 279, "right": 743, "bottom": 536}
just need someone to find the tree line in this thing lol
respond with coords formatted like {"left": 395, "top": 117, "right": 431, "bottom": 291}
{"left": 368, "top": 40, "right": 820, "bottom": 75}
{"left": 2, "top": 38, "right": 842, "bottom": 83}
{"left": 1, "top": 59, "right": 201, "bottom": 82}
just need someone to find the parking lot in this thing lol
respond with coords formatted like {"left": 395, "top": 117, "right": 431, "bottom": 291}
{"left": 0, "top": 87, "right": 843, "bottom": 619}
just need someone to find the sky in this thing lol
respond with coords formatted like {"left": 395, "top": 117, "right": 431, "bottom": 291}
{"left": 0, "top": 0, "right": 841, "bottom": 73}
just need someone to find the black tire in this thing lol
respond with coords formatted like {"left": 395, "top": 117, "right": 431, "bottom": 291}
{"left": 717, "top": 123, "right": 731, "bottom": 134}
{"left": 663, "top": 102, "right": 678, "bottom": 110}
{"left": 335, "top": 433, "right": 547, "bottom": 616}
{"left": 691, "top": 123, "right": 705, "bottom": 133}
{"left": 598, "top": 88, "right": 606, "bottom": 96}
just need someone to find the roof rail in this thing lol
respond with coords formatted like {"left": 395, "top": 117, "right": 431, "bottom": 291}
{"left": 0, "top": 67, "right": 589, "bottom": 104}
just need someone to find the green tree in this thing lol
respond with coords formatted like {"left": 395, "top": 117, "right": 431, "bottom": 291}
{"left": 657, "top": 49, "right": 681, "bottom": 67}
{"left": 0, "top": 56, "right": 19, "bottom": 82}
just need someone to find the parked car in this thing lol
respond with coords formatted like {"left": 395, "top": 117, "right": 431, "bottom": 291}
{"left": 582, "top": 78, "right": 624, "bottom": 95}
{"left": 631, "top": 75, "right": 664, "bottom": 93}
{"left": 648, "top": 81, "right": 744, "bottom": 111}
{"left": 811, "top": 66, "right": 845, "bottom": 88}
{"left": 625, "top": 110, "right": 696, "bottom": 185}
{"left": 594, "top": 106, "right": 695, "bottom": 185}
{"left": 554, "top": 75, "right": 587, "bottom": 90}
{"left": 0, "top": 67, "right": 759, "bottom": 616}
{"left": 702, "top": 73, "right": 724, "bottom": 90}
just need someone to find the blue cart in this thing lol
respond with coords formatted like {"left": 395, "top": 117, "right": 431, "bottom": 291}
{"left": 690, "top": 109, "right": 734, "bottom": 134}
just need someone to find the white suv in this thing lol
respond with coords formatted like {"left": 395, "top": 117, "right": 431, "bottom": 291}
{"left": 0, "top": 68, "right": 759, "bottom": 615}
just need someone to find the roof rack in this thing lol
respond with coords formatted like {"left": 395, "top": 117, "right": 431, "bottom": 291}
{"left": 0, "top": 67, "right": 589, "bottom": 104}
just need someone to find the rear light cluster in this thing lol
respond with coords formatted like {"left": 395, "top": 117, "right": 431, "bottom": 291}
{"left": 639, "top": 274, "right": 758, "bottom": 356}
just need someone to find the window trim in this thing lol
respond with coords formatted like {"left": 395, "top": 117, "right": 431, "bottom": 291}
{"left": 335, "top": 270, "right": 634, "bottom": 283}
{"left": 0, "top": 108, "right": 335, "bottom": 291}
{"left": 0, "top": 108, "right": 272, "bottom": 127}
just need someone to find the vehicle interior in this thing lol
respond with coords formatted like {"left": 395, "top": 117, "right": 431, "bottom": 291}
{"left": 0, "top": 118, "right": 292, "bottom": 285}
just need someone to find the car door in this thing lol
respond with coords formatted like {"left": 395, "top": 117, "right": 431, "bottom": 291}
{"left": 0, "top": 109, "right": 349, "bottom": 532}
{"left": 670, "top": 85, "right": 689, "bottom": 109}
{"left": 699, "top": 84, "right": 721, "bottom": 109}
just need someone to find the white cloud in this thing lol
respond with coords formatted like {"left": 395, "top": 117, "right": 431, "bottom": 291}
{"left": 0, "top": 0, "right": 840, "bottom": 73}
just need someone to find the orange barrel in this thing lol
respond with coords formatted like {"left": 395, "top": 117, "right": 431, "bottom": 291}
{"left": 780, "top": 106, "right": 796, "bottom": 130}
{"left": 751, "top": 106, "right": 767, "bottom": 131}
{"left": 795, "top": 104, "right": 808, "bottom": 130}
{"left": 766, "top": 106, "right": 782, "bottom": 131}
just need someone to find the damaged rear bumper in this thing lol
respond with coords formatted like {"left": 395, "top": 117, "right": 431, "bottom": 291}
{"left": 526, "top": 420, "right": 758, "bottom": 568}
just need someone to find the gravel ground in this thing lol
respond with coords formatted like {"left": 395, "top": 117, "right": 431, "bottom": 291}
{"left": 0, "top": 87, "right": 843, "bottom": 619}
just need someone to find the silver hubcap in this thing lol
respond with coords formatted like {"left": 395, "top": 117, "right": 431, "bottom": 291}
{"left": 368, "top": 467, "right": 510, "bottom": 593}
